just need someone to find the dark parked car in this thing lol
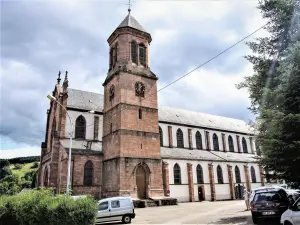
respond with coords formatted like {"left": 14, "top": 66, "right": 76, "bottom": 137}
{"left": 251, "top": 188, "right": 290, "bottom": 224}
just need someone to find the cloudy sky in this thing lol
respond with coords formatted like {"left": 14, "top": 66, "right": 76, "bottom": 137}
{"left": 0, "top": 0, "right": 268, "bottom": 158}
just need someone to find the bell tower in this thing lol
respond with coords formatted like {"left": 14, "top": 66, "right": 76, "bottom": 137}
{"left": 101, "top": 10, "right": 164, "bottom": 198}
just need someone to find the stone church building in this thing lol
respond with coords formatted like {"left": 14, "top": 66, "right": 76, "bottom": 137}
{"left": 37, "top": 12, "right": 265, "bottom": 202}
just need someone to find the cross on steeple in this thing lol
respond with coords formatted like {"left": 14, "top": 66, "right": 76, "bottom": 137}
{"left": 126, "top": 0, "right": 132, "bottom": 14}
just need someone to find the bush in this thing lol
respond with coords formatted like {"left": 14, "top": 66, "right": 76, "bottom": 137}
{"left": 0, "top": 167, "right": 12, "bottom": 180}
{"left": 31, "top": 162, "right": 39, "bottom": 169}
{"left": 14, "top": 164, "right": 23, "bottom": 170}
{"left": 0, "top": 160, "right": 10, "bottom": 169}
{"left": 0, "top": 189, "right": 98, "bottom": 225}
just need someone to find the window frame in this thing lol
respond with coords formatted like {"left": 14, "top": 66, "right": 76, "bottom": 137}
{"left": 159, "top": 126, "right": 163, "bottom": 147}
{"left": 75, "top": 115, "right": 86, "bottom": 139}
{"left": 131, "top": 41, "right": 137, "bottom": 64}
{"left": 98, "top": 201, "right": 109, "bottom": 211}
{"left": 176, "top": 129, "right": 184, "bottom": 148}
{"left": 242, "top": 137, "right": 248, "bottom": 153}
{"left": 235, "top": 166, "right": 241, "bottom": 183}
{"left": 213, "top": 133, "right": 219, "bottom": 151}
{"left": 251, "top": 166, "right": 257, "bottom": 183}
{"left": 196, "top": 164, "right": 204, "bottom": 184}
{"left": 228, "top": 135, "right": 234, "bottom": 152}
{"left": 217, "top": 165, "right": 224, "bottom": 184}
{"left": 84, "top": 160, "right": 93, "bottom": 186}
{"left": 173, "top": 163, "right": 181, "bottom": 185}
{"left": 195, "top": 131, "right": 203, "bottom": 150}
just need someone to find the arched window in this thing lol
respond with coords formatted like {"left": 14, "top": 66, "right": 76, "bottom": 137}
{"left": 84, "top": 160, "right": 93, "bottom": 186}
{"left": 213, "top": 133, "right": 219, "bottom": 151}
{"left": 255, "top": 141, "right": 261, "bottom": 156}
{"left": 173, "top": 163, "right": 181, "bottom": 184}
{"left": 176, "top": 129, "right": 184, "bottom": 148}
{"left": 114, "top": 43, "right": 118, "bottom": 65}
{"left": 139, "top": 44, "right": 146, "bottom": 67}
{"left": 196, "top": 164, "right": 204, "bottom": 184}
{"left": 109, "top": 48, "right": 113, "bottom": 69}
{"left": 43, "top": 167, "right": 49, "bottom": 187}
{"left": 242, "top": 137, "right": 248, "bottom": 153}
{"left": 217, "top": 165, "right": 223, "bottom": 184}
{"left": 251, "top": 166, "right": 257, "bottom": 183}
{"left": 228, "top": 135, "right": 234, "bottom": 152}
{"left": 131, "top": 41, "right": 137, "bottom": 64}
{"left": 235, "top": 166, "right": 241, "bottom": 183}
{"left": 159, "top": 126, "right": 163, "bottom": 147}
{"left": 75, "top": 115, "right": 86, "bottom": 139}
{"left": 195, "top": 131, "right": 203, "bottom": 150}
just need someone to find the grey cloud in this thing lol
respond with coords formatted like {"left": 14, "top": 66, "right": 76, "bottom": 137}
{"left": 1, "top": 1, "right": 257, "bottom": 147}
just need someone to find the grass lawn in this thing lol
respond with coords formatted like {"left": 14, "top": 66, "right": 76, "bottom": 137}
{"left": 9, "top": 162, "right": 39, "bottom": 177}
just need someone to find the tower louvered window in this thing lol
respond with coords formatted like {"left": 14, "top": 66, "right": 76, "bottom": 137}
{"left": 228, "top": 135, "right": 234, "bottom": 152}
{"left": 114, "top": 43, "right": 118, "bottom": 65}
{"left": 196, "top": 131, "right": 203, "bottom": 149}
{"left": 213, "top": 133, "right": 219, "bottom": 151}
{"left": 176, "top": 129, "right": 184, "bottom": 148}
{"left": 139, "top": 45, "right": 146, "bottom": 66}
{"left": 131, "top": 41, "right": 137, "bottom": 64}
{"left": 242, "top": 137, "right": 248, "bottom": 153}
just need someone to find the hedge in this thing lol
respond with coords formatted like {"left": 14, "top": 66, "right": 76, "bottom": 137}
{"left": 0, "top": 189, "right": 98, "bottom": 225}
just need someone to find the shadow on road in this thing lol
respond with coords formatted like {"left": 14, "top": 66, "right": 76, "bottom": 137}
{"left": 212, "top": 215, "right": 280, "bottom": 225}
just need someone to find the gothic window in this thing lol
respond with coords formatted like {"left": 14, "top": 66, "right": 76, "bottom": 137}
{"left": 217, "top": 165, "right": 223, "bottom": 184}
{"left": 256, "top": 141, "right": 261, "bottom": 156}
{"left": 159, "top": 126, "right": 163, "bottom": 147}
{"left": 43, "top": 167, "right": 49, "bottom": 187}
{"left": 135, "top": 82, "right": 145, "bottom": 97}
{"left": 139, "top": 44, "right": 146, "bottom": 67}
{"left": 109, "top": 48, "right": 113, "bottom": 69}
{"left": 196, "top": 164, "right": 204, "bottom": 184}
{"left": 84, "top": 160, "right": 93, "bottom": 186}
{"left": 228, "top": 135, "right": 234, "bottom": 152}
{"left": 131, "top": 41, "right": 137, "bottom": 64}
{"left": 242, "top": 137, "right": 248, "bottom": 153}
{"left": 235, "top": 166, "right": 241, "bottom": 183}
{"left": 139, "top": 108, "right": 142, "bottom": 119}
{"left": 114, "top": 43, "right": 118, "bottom": 65}
{"left": 176, "top": 129, "right": 184, "bottom": 148}
{"left": 195, "top": 131, "right": 203, "bottom": 150}
{"left": 173, "top": 163, "right": 181, "bottom": 184}
{"left": 75, "top": 115, "right": 86, "bottom": 139}
{"left": 213, "top": 133, "right": 219, "bottom": 151}
{"left": 251, "top": 166, "right": 257, "bottom": 183}
{"left": 109, "top": 85, "right": 115, "bottom": 101}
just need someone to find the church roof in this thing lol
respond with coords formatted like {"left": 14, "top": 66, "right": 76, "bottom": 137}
{"left": 158, "top": 107, "right": 254, "bottom": 134}
{"left": 66, "top": 88, "right": 254, "bottom": 134}
{"left": 117, "top": 14, "right": 148, "bottom": 33}
{"left": 67, "top": 88, "right": 104, "bottom": 111}
{"left": 161, "top": 147, "right": 258, "bottom": 163}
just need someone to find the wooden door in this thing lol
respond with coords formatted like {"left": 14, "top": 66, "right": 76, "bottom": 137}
{"left": 136, "top": 166, "right": 146, "bottom": 199}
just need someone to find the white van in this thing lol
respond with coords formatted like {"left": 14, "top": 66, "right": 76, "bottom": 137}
{"left": 96, "top": 196, "right": 135, "bottom": 224}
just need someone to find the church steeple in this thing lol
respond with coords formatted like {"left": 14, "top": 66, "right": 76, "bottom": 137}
{"left": 104, "top": 11, "right": 155, "bottom": 86}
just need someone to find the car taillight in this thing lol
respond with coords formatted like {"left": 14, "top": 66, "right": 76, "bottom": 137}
{"left": 251, "top": 204, "right": 257, "bottom": 211}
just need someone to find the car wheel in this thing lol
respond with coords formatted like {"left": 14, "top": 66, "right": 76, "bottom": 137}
{"left": 252, "top": 216, "right": 258, "bottom": 224}
{"left": 122, "top": 215, "right": 131, "bottom": 224}
{"left": 284, "top": 222, "right": 293, "bottom": 225}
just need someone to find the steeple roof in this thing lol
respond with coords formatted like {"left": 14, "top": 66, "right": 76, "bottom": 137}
{"left": 117, "top": 14, "right": 148, "bottom": 33}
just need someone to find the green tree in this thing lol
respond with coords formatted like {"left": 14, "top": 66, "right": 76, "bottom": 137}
{"left": 237, "top": 0, "right": 300, "bottom": 181}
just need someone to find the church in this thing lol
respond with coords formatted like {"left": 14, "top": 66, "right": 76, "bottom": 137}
{"left": 37, "top": 11, "right": 265, "bottom": 202}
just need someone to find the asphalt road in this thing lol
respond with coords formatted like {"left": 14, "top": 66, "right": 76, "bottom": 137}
{"left": 129, "top": 200, "right": 281, "bottom": 225}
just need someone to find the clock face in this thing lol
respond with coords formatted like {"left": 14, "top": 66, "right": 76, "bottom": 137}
{"left": 135, "top": 82, "right": 145, "bottom": 97}
{"left": 109, "top": 85, "right": 115, "bottom": 101}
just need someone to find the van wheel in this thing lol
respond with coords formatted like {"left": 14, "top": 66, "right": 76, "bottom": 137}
{"left": 122, "top": 215, "right": 131, "bottom": 224}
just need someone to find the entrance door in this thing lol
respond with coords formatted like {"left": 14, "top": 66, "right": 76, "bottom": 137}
{"left": 198, "top": 186, "right": 204, "bottom": 201}
{"left": 136, "top": 166, "right": 146, "bottom": 199}
{"left": 235, "top": 184, "right": 244, "bottom": 199}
